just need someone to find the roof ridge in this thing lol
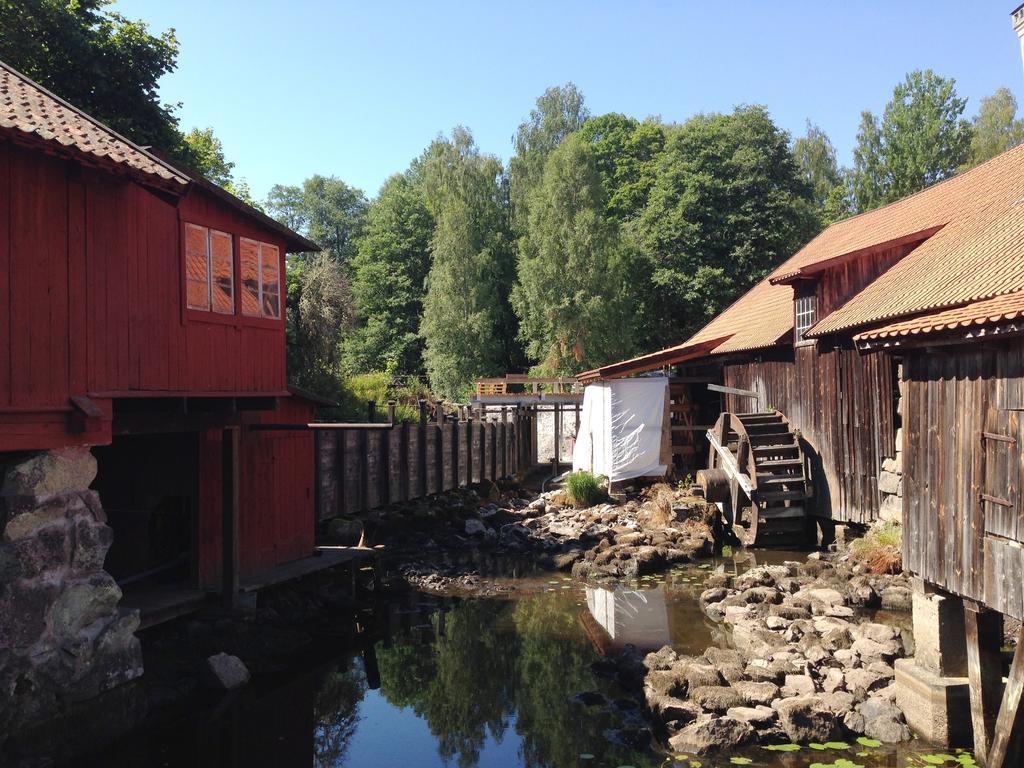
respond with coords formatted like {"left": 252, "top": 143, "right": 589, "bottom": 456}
{"left": 0, "top": 58, "right": 186, "bottom": 184}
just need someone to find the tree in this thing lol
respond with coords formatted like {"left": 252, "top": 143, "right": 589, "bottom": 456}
{"left": 266, "top": 176, "right": 369, "bottom": 263}
{"left": 418, "top": 128, "right": 515, "bottom": 400}
{"left": 577, "top": 113, "right": 666, "bottom": 221}
{"left": 286, "top": 253, "right": 356, "bottom": 398}
{"left": 850, "top": 70, "right": 972, "bottom": 212}
{"left": 792, "top": 121, "right": 841, "bottom": 211}
{"left": 512, "top": 133, "right": 636, "bottom": 374}
{"left": 634, "top": 106, "right": 818, "bottom": 349}
{"left": 182, "top": 126, "right": 260, "bottom": 208}
{"left": 0, "top": 0, "right": 186, "bottom": 157}
{"left": 965, "top": 87, "right": 1024, "bottom": 169}
{"left": 508, "top": 84, "right": 589, "bottom": 234}
{"left": 343, "top": 173, "right": 434, "bottom": 376}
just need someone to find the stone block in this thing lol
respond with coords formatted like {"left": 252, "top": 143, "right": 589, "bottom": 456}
{"left": 877, "top": 471, "right": 901, "bottom": 495}
{"left": 912, "top": 590, "right": 967, "bottom": 677}
{"left": 878, "top": 494, "right": 902, "bottom": 523}
{"left": 894, "top": 658, "right": 971, "bottom": 747}
{"left": 2, "top": 448, "right": 97, "bottom": 498}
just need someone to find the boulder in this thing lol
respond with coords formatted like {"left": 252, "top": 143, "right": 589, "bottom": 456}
{"left": 689, "top": 685, "right": 743, "bottom": 713}
{"left": 781, "top": 673, "right": 816, "bottom": 698}
{"left": 204, "top": 653, "right": 250, "bottom": 691}
{"left": 877, "top": 471, "right": 901, "bottom": 495}
{"left": 858, "top": 695, "right": 912, "bottom": 742}
{"left": 667, "top": 715, "right": 755, "bottom": 754}
{"left": 699, "top": 587, "right": 729, "bottom": 605}
{"left": 732, "top": 680, "right": 780, "bottom": 706}
{"left": 880, "top": 586, "right": 912, "bottom": 612}
{"left": 772, "top": 696, "right": 840, "bottom": 742}
{"left": 50, "top": 573, "right": 122, "bottom": 645}
{"left": 680, "top": 661, "right": 723, "bottom": 689}
{"left": 464, "top": 519, "right": 486, "bottom": 536}
{"left": 726, "top": 705, "right": 777, "bottom": 728}
{"left": 2, "top": 447, "right": 97, "bottom": 497}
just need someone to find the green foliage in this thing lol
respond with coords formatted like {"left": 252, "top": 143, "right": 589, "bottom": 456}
{"left": 793, "top": 121, "right": 843, "bottom": 224}
{"left": 578, "top": 113, "right": 666, "bottom": 221}
{"left": 964, "top": 87, "right": 1024, "bottom": 169}
{"left": 285, "top": 253, "right": 355, "bottom": 399}
{"left": 509, "top": 83, "right": 590, "bottom": 234}
{"left": 634, "top": 105, "right": 818, "bottom": 349}
{"left": 182, "top": 126, "right": 261, "bottom": 209}
{"left": 418, "top": 128, "right": 516, "bottom": 400}
{"left": 334, "top": 371, "right": 429, "bottom": 422}
{"left": 512, "top": 133, "right": 638, "bottom": 373}
{"left": 564, "top": 471, "right": 608, "bottom": 507}
{"left": 0, "top": 0, "right": 186, "bottom": 158}
{"left": 851, "top": 70, "right": 972, "bottom": 212}
{"left": 267, "top": 176, "right": 369, "bottom": 262}
{"left": 344, "top": 173, "right": 434, "bottom": 376}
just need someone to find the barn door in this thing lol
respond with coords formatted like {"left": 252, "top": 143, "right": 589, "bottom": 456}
{"left": 980, "top": 410, "right": 1020, "bottom": 540}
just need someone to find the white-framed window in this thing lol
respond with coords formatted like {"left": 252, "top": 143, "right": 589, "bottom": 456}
{"left": 185, "top": 223, "right": 234, "bottom": 314}
{"left": 795, "top": 293, "right": 817, "bottom": 341}
{"left": 240, "top": 237, "right": 281, "bottom": 320}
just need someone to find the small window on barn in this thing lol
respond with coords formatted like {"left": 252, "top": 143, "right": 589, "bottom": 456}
{"left": 795, "top": 293, "right": 817, "bottom": 341}
{"left": 185, "top": 223, "right": 211, "bottom": 311}
{"left": 185, "top": 224, "right": 235, "bottom": 314}
{"left": 239, "top": 237, "right": 281, "bottom": 320}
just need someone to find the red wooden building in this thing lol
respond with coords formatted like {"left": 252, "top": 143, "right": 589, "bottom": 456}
{"left": 0, "top": 61, "right": 322, "bottom": 614}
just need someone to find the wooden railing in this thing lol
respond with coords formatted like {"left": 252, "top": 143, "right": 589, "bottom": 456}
{"left": 315, "top": 403, "right": 538, "bottom": 519}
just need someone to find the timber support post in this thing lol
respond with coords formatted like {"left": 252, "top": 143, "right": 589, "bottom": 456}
{"left": 986, "top": 624, "right": 1024, "bottom": 768}
{"left": 418, "top": 399, "right": 428, "bottom": 497}
{"left": 965, "top": 600, "right": 1003, "bottom": 761}
{"left": 222, "top": 426, "right": 240, "bottom": 609}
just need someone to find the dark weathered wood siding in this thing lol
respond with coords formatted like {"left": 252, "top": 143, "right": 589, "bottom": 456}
{"left": 723, "top": 342, "right": 896, "bottom": 524}
{"left": 903, "top": 338, "right": 1024, "bottom": 620}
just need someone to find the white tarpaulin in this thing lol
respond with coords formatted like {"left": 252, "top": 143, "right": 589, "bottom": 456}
{"left": 572, "top": 376, "right": 667, "bottom": 482}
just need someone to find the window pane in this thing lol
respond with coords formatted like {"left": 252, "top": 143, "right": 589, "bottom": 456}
{"left": 240, "top": 238, "right": 261, "bottom": 316}
{"left": 185, "top": 223, "right": 210, "bottom": 311}
{"left": 260, "top": 243, "right": 281, "bottom": 319}
{"left": 210, "top": 230, "right": 234, "bottom": 314}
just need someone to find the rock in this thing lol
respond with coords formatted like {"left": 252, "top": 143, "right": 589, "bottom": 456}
{"left": 680, "top": 661, "right": 723, "bottom": 689}
{"left": 327, "top": 517, "right": 363, "bottom": 545}
{"left": 781, "top": 673, "right": 816, "bottom": 697}
{"left": 731, "top": 623, "right": 788, "bottom": 658}
{"left": 204, "top": 653, "right": 250, "bottom": 691}
{"left": 845, "top": 667, "right": 888, "bottom": 697}
{"left": 858, "top": 695, "right": 912, "bottom": 742}
{"left": 805, "top": 587, "right": 845, "bottom": 607}
{"left": 854, "top": 622, "right": 900, "bottom": 644}
{"left": 689, "top": 685, "right": 743, "bottom": 712}
{"left": 732, "top": 680, "right": 780, "bottom": 706}
{"left": 2, "top": 447, "right": 97, "bottom": 497}
{"left": 644, "top": 646, "right": 678, "bottom": 671}
{"left": 668, "top": 716, "right": 755, "bottom": 754}
{"left": 645, "top": 669, "right": 685, "bottom": 698}
{"left": 70, "top": 515, "right": 113, "bottom": 572}
{"left": 572, "top": 690, "right": 607, "bottom": 706}
{"left": 50, "top": 573, "right": 122, "bottom": 644}
{"left": 464, "top": 519, "right": 486, "bottom": 536}
{"left": 703, "top": 647, "right": 744, "bottom": 668}
{"left": 727, "top": 705, "right": 777, "bottom": 728}
{"left": 765, "top": 615, "right": 788, "bottom": 631}
{"left": 877, "top": 471, "right": 901, "bottom": 495}
{"left": 818, "top": 690, "right": 856, "bottom": 715}
{"left": 852, "top": 636, "right": 899, "bottom": 664}
{"left": 879, "top": 494, "right": 902, "bottom": 523}
{"left": 2, "top": 497, "right": 68, "bottom": 542}
{"left": 772, "top": 696, "right": 840, "bottom": 742}
{"left": 699, "top": 587, "right": 729, "bottom": 605}
{"left": 880, "top": 586, "right": 912, "bottom": 611}
{"left": 741, "top": 586, "right": 782, "bottom": 604}
{"left": 822, "top": 667, "right": 845, "bottom": 693}
{"left": 525, "top": 498, "right": 547, "bottom": 516}
{"left": 658, "top": 698, "right": 702, "bottom": 725}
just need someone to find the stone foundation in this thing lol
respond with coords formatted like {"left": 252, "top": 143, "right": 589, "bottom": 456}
{"left": 0, "top": 447, "right": 142, "bottom": 736}
{"left": 894, "top": 585, "right": 973, "bottom": 747}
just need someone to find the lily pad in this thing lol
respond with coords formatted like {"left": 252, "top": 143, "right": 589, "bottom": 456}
{"left": 823, "top": 741, "right": 850, "bottom": 750}
{"left": 729, "top": 759, "right": 752, "bottom": 765}
{"left": 763, "top": 743, "right": 801, "bottom": 752}
{"left": 579, "top": 754, "right": 594, "bottom": 760}
{"left": 855, "top": 736, "right": 882, "bottom": 748}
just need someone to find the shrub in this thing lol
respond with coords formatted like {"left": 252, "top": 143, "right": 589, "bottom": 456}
{"left": 850, "top": 521, "right": 903, "bottom": 574}
{"left": 565, "top": 471, "right": 608, "bottom": 508}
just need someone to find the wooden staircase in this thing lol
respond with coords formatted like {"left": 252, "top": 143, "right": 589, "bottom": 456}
{"left": 697, "top": 410, "right": 814, "bottom": 548}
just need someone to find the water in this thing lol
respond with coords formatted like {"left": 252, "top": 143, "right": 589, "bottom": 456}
{"left": 36, "top": 554, "right": 972, "bottom": 768}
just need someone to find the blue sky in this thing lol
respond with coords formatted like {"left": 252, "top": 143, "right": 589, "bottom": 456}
{"left": 114, "top": 1, "right": 1024, "bottom": 201}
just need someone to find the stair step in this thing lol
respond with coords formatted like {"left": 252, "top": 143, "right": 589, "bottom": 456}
{"left": 756, "top": 458, "right": 804, "bottom": 468}
{"left": 757, "top": 505, "right": 806, "bottom": 519}
{"left": 738, "top": 411, "right": 777, "bottom": 419}
{"left": 755, "top": 489, "right": 807, "bottom": 502}
{"left": 755, "top": 475, "right": 805, "bottom": 486}
{"left": 744, "top": 424, "right": 790, "bottom": 435}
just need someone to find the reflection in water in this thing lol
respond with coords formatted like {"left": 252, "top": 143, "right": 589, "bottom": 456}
{"left": 40, "top": 556, "right": 965, "bottom": 768}
{"left": 585, "top": 586, "right": 671, "bottom": 652}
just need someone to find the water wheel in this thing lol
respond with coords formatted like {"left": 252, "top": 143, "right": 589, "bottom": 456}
{"left": 697, "top": 410, "right": 813, "bottom": 548}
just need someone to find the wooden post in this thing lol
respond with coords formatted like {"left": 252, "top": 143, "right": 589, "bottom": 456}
{"left": 965, "top": 601, "right": 1004, "bottom": 761}
{"left": 400, "top": 419, "right": 410, "bottom": 502}
{"left": 418, "top": 399, "right": 428, "bottom": 497}
{"left": 987, "top": 624, "right": 1024, "bottom": 768}
{"left": 359, "top": 429, "right": 369, "bottom": 511}
{"left": 489, "top": 410, "right": 497, "bottom": 481}
{"left": 386, "top": 400, "right": 396, "bottom": 423}
{"left": 451, "top": 406, "right": 460, "bottom": 489}
{"left": 381, "top": 424, "right": 391, "bottom": 507}
{"left": 553, "top": 403, "right": 561, "bottom": 477}
{"left": 499, "top": 407, "right": 507, "bottom": 478}
{"left": 435, "top": 407, "right": 444, "bottom": 493}
{"left": 337, "top": 431, "right": 346, "bottom": 516}
{"left": 313, "top": 429, "right": 322, "bottom": 526}
{"left": 367, "top": 400, "right": 376, "bottom": 423}
{"left": 465, "top": 407, "right": 473, "bottom": 486}
{"left": 221, "top": 427, "right": 240, "bottom": 609}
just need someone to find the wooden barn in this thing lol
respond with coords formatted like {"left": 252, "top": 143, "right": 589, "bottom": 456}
{"left": 0, "top": 61, "right": 323, "bottom": 623}
{"left": 583, "top": 139, "right": 1024, "bottom": 762}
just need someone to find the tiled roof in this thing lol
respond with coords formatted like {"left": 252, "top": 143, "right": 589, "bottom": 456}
{"left": 769, "top": 143, "right": 1024, "bottom": 284}
{"left": 854, "top": 290, "right": 1024, "bottom": 342}
{"left": 0, "top": 60, "right": 186, "bottom": 186}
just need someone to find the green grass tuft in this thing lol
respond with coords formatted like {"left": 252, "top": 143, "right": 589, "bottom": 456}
{"left": 564, "top": 471, "right": 608, "bottom": 508}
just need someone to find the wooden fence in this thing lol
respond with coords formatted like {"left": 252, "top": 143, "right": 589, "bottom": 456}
{"left": 315, "top": 403, "right": 538, "bottom": 520}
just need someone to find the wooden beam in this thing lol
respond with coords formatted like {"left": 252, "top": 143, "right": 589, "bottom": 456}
{"left": 707, "top": 383, "right": 760, "bottom": 399}
{"left": 965, "top": 601, "right": 1004, "bottom": 762}
{"left": 988, "top": 623, "right": 1024, "bottom": 768}
{"left": 221, "top": 427, "right": 240, "bottom": 609}
{"left": 706, "top": 427, "right": 754, "bottom": 496}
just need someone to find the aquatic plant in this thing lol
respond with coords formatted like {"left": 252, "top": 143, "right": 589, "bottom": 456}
{"left": 849, "top": 520, "right": 902, "bottom": 574}
{"left": 565, "top": 471, "right": 609, "bottom": 507}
